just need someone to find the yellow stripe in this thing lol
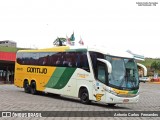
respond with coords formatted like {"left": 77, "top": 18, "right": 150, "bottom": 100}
{"left": 112, "top": 88, "right": 129, "bottom": 94}
{"left": 18, "top": 46, "right": 70, "bottom": 53}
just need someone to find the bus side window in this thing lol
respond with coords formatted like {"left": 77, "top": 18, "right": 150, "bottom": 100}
{"left": 69, "top": 52, "right": 76, "bottom": 67}
{"left": 17, "top": 52, "right": 23, "bottom": 64}
{"left": 47, "top": 56, "right": 51, "bottom": 66}
{"left": 56, "top": 58, "right": 61, "bottom": 66}
{"left": 42, "top": 57, "right": 47, "bottom": 65}
{"left": 97, "top": 62, "right": 108, "bottom": 85}
{"left": 30, "top": 53, "right": 35, "bottom": 65}
{"left": 90, "top": 52, "right": 105, "bottom": 78}
{"left": 82, "top": 53, "right": 89, "bottom": 72}
{"left": 54, "top": 53, "right": 61, "bottom": 66}
{"left": 76, "top": 53, "right": 81, "bottom": 67}
{"left": 82, "top": 54, "right": 87, "bottom": 67}
{"left": 71, "top": 53, "right": 76, "bottom": 67}
{"left": 51, "top": 54, "right": 56, "bottom": 66}
{"left": 38, "top": 58, "right": 44, "bottom": 65}
{"left": 92, "top": 53, "right": 97, "bottom": 68}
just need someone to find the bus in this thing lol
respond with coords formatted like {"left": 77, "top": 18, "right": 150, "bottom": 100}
{"left": 14, "top": 46, "right": 146, "bottom": 106}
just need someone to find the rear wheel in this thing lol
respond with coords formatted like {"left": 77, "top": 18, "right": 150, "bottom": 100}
{"left": 80, "top": 88, "right": 90, "bottom": 104}
{"left": 24, "top": 81, "right": 30, "bottom": 93}
{"left": 30, "top": 81, "right": 37, "bottom": 95}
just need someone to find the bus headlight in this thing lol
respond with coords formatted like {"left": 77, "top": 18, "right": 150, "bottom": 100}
{"left": 109, "top": 89, "right": 118, "bottom": 95}
{"left": 104, "top": 87, "right": 118, "bottom": 95}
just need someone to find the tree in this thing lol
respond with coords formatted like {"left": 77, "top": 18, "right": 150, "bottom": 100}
{"left": 157, "top": 62, "right": 160, "bottom": 70}
{"left": 53, "top": 38, "right": 66, "bottom": 46}
{"left": 151, "top": 61, "right": 158, "bottom": 71}
{"left": 151, "top": 61, "right": 160, "bottom": 71}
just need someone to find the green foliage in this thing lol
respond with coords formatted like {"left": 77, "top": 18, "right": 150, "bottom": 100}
{"left": 151, "top": 61, "right": 159, "bottom": 71}
{"left": 53, "top": 38, "right": 66, "bottom": 46}
{"left": 157, "top": 62, "right": 160, "bottom": 70}
{"left": 139, "top": 58, "right": 160, "bottom": 76}
{"left": 0, "top": 46, "right": 17, "bottom": 52}
{"left": 139, "top": 58, "right": 160, "bottom": 68}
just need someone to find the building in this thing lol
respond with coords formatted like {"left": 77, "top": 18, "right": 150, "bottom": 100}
{"left": 0, "top": 40, "right": 17, "bottom": 47}
{"left": 0, "top": 40, "right": 26, "bottom": 84}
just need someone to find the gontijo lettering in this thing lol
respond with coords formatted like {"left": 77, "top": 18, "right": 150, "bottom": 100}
{"left": 27, "top": 67, "right": 47, "bottom": 74}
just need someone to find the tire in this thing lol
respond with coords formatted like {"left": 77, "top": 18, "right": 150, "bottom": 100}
{"left": 107, "top": 104, "right": 116, "bottom": 107}
{"left": 80, "top": 88, "right": 90, "bottom": 104}
{"left": 30, "top": 81, "right": 37, "bottom": 95}
{"left": 24, "top": 81, "right": 30, "bottom": 93}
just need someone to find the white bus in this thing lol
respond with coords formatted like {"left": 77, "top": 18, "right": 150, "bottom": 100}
{"left": 14, "top": 46, "right": 145, "bottom": 106}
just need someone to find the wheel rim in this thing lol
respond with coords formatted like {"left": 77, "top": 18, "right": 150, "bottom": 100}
{"left": 31, "top": 87, "right": 35, "bottom": 93}
{"left": 24, "top": 82, "right": 29, "bottom": 92}
{"left": 81, "top": 92, "right": 88, "bottom": 102}
{"left": 31, "top": 82, "right": 36, "bottom": 94}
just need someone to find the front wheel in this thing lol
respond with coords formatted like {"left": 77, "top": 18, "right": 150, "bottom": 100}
{"left": 80, "top": 88, "right": 90, "bottom": 104}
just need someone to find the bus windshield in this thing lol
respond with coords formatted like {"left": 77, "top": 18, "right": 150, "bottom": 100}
{"left": 105, "top": 56, "right": 139, "bottom": 90}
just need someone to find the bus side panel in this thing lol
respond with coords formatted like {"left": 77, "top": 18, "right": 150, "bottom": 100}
{"left": 14, "top": 64, "right": 56, "bottom": 91}
{"left": 44, "top": 68, "right": 93, "bottom": 98}
{"left": 30, "top": 66, "right": 56, "bottom": 91}
{"left": 14, "top": 64, "right": 26, "bottom": 88}
{"left": 76, "top": 69, "right": 95, "bottom": 100}
{"left": 61, "top": 68, "right": 92, "bottom": 97}
{"left": 44, "top": 67, "right": 76, "bottom": 95}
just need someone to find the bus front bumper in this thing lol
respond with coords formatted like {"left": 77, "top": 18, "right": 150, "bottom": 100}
{"left": 106, "top": 93, "right": 139, "bottom": 104}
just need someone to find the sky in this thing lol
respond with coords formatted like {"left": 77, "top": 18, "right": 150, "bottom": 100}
{"left": 0, "top": 0, "right": 160, "bottom": 58}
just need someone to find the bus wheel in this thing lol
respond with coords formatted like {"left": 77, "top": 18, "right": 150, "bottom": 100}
{"left": 80, "top": 88, "right": 90, "bottom": 104}
{"left": 24, "top": 81, "right": 30, "bottom": 93}
{"left": 107, "top": 104, "right": 116, "bottom": 107}
{"left": 30, "top": 81, "right": 37, "bottom": 95}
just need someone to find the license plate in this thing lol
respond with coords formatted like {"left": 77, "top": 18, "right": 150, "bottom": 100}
{"left": 123, "top": 99, "right": 129, "bottom": 103}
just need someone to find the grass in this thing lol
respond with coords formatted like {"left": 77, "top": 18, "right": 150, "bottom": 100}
{"left": 139, "top": 58, "right": 160, "bottom": 67}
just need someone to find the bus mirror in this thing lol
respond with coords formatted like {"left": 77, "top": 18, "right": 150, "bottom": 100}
{"left": 97, "top": 58, "right": 112, "bottom": 73}
{"left": 137, "top": 63, "right": 147, "bottom": 76}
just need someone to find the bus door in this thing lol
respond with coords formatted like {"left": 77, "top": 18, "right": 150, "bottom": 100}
{"left": 92, "top": 61, "right": 107, "bottom": 103}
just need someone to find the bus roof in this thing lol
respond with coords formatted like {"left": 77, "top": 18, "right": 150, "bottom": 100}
{"left": 87, "top": 46, "right": 134, "bottom": 58}
{"left": 18, "top": 45, "right": 134, "bottom": 59}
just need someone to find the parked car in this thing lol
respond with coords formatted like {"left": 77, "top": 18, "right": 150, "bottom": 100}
{"left": 139, "top": 77, "right": 150, "bottom": 83}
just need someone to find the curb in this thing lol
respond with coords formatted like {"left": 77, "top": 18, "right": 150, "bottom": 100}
{"left": 149, "top": 82, "right": 160, "bottom": 84}
{"left": 0, "top": 84, "right": 13, "bottom": 85}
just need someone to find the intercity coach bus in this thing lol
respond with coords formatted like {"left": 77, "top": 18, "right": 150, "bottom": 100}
{"left": 14, "top": 46, "right": 146, "bottom": 106}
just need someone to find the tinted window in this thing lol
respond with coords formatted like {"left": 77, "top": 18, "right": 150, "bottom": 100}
{"left": 16, "top": 51, "right": 90, "bottom": 72}
{"left": 89, "top": 52, "right": 104, "bottom": 77}
{"left": 97, "top": 64, "right": 106, "bottom": 84}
